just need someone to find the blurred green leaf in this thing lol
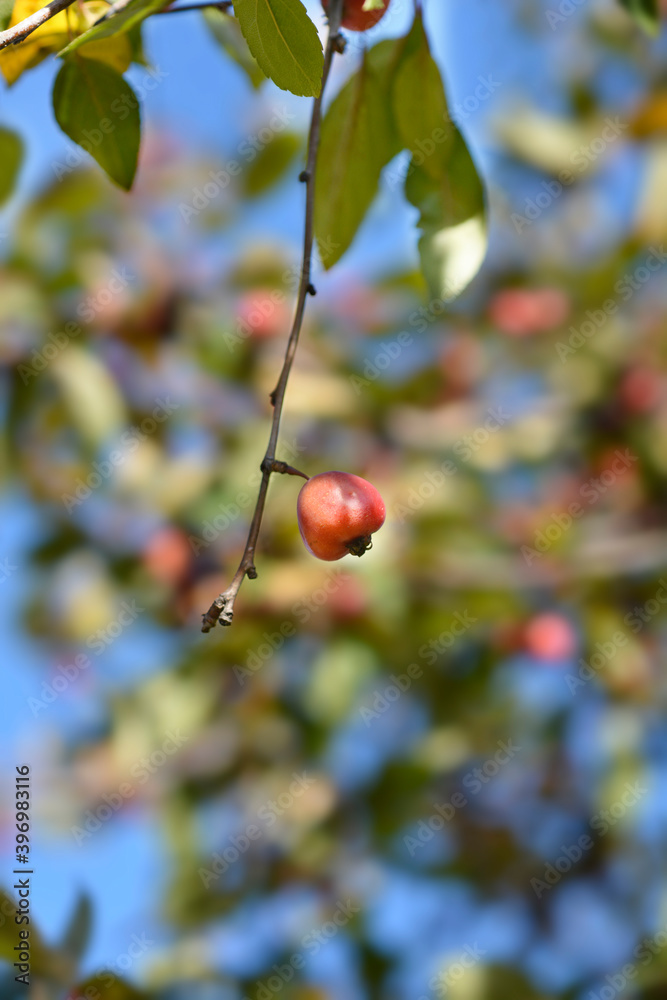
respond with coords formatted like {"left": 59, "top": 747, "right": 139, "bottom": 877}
{"left": 61, "top": 892, "right": 93, "bottom": 966}
{"left": 72, "top": 974, "right": 149, "bottom": 999}
{"left": 0, "top": 127, "right": 23, "bottom": 206}
{"left": 315, "top": 39, "right": 404, "bottom": 268}
{"left": 0, "top": 888, "right": 66, "bottom": 981}
{"left": 0, "top": 0, "right": 13, "bottom": 30}
{"left": 242, "top": 131, "right": 302, "bottom": 197}
{"left": 203, "top": 7, "right": 265, "bottom": 89}
{"left": 619, "top": 0, "right": 660, "bottom": 35}
{"left": 233, "top": 0, "right": 323, "bottom": 98}
{"left": 52, "top": 58, "right": 141, "bottom": 190}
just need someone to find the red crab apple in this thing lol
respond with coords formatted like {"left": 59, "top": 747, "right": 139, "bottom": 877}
{"left": 297, "top": 471, "right": 385, "bottom": 561}
{"left": 322, "top": 0, "right": 390, "bottom": 32}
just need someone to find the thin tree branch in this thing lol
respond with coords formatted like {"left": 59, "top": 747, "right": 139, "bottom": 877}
{"left": 0, "top": 0, "right": 76, "bottom": 51}
{"left": 201, "top": 2, "right": 345, "bottom": 633}
{"left": 158, "top": 1, "right": 232, "bottom": 12}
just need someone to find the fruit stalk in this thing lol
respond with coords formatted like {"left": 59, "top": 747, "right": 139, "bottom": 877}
{"left": 201, "top": 0, "right": 345, "bottom": 633}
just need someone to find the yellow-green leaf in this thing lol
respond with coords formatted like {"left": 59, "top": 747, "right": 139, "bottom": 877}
{"left": 233, "top": 0, "right": 323, "bottom": 98}
{"left": 0, "top": 127, "right": 23, "bottom": 205}
{"left": 58, "top": 0, "right": 171, "bottom": 56}
{"left": 314, "top": 39, "right": 404, "bottom": 269}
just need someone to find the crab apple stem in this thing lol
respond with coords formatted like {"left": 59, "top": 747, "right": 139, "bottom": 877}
{"left": 200, "top": 2, "right": 345, "bottom": 633}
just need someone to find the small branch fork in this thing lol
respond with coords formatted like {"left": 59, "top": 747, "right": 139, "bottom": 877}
{"left": 0, "top": 0, "right": 231, "bottom": 51}
{"left": 0, "top": 0, "right": 343, "bottom": 632}
{"left": 201, "top": 3, "right": 346, "bottom": 633}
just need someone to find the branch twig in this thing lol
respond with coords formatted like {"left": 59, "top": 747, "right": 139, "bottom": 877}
{"left": 0, "top": 0, "right": 76, "bottom": 51}
{"left": 0, "top": 0, "right": 229, "bottom": 50}
{"left": 201, "top": 2, "right": 345, "bottom": 633}
{"left": 159, "top": 1, "right": 232, "bottom": 12}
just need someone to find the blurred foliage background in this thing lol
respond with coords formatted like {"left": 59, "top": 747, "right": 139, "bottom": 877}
{"left": 2, "top": 1, "right": 667, "bottom": 999}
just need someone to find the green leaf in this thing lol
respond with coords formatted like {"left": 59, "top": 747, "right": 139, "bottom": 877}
{"left": 618, "top": 0, "right": 660, "bottom": 35}
{"left": 405, "top": 150, "right": 486, "bottom": 304}
{"left": 392, "top": 14, "right": 452, "bottom": 181}
{"left": 203, "top": 7, "right": 265, "bottom": 89}
{"left": 395, "top": 13, "right": 486, "bottom": 302}
{"left": 61, "top": 892, "right": 93, "bottom": 965}
{"left": 0, "top": 0, "right": 13, "bottom": 31}
{"left": 314, "top": 39, "right": 404, "bottom": 269}
{"left": 0, "top": 127, "right": 23, "bottom": 206}
{"left": 52, "top": 57, "right": 141, "bottom": 190}
{"left": 242, "top": 131, "right": 302, "bottom": 197}
{"left": 232, "top": 0, "right": 323, "bottom": 98}
{"left": 58, "top": 0, "right": 171, "bottom": 56}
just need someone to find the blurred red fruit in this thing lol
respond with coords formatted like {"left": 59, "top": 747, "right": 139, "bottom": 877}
{"left": 322, "top": 0, "right": 390, "bottom": 31}
{"left": 619, "top": 367, "right": 663, "bottom": 414}
{"left": 237, "top": 288, "right": 291, "bottom": 340}
{"left": 525, "top": 613, "right": 577, "bottom": 662}
{"left": 143, "top": 526, "right": 191, "bottom": 585}
{"left": 488, "top": 288, "right": 571, "bottom": 337}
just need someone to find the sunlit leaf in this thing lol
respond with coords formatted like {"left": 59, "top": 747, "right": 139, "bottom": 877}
{"left": 203, "top": 7, "right": 265, "bottom": 89}
{"left": 405, "top": 159, "right": 486, "bottom": 303}
{"left": 232, "top": 0, "right": 323, "bottom": 98}
{"left": 0, "top": 127, "right": 23, "bottom": 206}
{"left": 496, "top": 108, "right": 623, "bottom": 178}
{"left": 315, "top": 39, "right": 404, "bottom": 269}
{"left": 0, "top": 0, "right": 118, "bottom": 84}
{"left": 396, "top": 13, "right": 486, "bottom": 302}
{"left": 50, "top": 345, "right": 127, "bottom": 445}
{"left": 58, "top": 0, "right": 171, "bottom": 56}
{"left": 52, "top": 57, "right": 141, "bottom": 190}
